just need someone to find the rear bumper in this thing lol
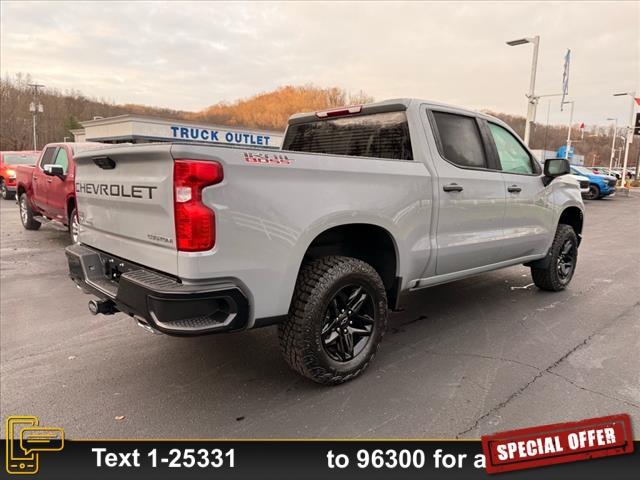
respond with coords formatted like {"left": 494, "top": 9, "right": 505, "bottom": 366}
{"left": 66, "top": 243, "right": 250, "bottom": 336}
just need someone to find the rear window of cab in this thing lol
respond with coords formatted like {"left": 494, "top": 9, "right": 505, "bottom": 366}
{"left": 2, "top": 153, "right": 39, "bottom": 166}
{"left": 283, "top": 111, "right": 413, "bottom": 161}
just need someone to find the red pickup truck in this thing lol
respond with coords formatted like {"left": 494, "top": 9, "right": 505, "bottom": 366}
{"left": 16, "top": 142, "right": 103, "bottom": 242}
{"left": 0, "top": 150, "right": 40, "bottom": 200}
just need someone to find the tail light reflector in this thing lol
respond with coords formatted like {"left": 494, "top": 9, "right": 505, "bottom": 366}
{"left": 173, "top": 159, "right": 223, "bottom": 252}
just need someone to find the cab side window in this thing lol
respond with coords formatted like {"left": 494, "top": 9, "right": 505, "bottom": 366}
{"left": 432, "top": 111, "right": 487, "bottom": 169}
{"left": 39, "top": 147, "right": 57, "bottom": 168}
{"left": 488, "top": 123, "right": 536, "bottom": 174}
{"left": 53, "top": 148, "right": 69, "bottom": 174}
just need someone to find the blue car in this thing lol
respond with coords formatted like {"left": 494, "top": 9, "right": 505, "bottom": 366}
{"left": 570, "top": 166, "right": 616, "bottom": 200}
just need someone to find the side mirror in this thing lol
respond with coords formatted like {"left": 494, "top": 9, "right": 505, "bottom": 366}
{"left": 544, "top": 158, "right": 570, "bottom": 178}
{"left": 43, "top": 164, "right": 65, "bottom": 177}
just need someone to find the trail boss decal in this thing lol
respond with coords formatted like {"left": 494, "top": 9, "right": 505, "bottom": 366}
{"left": 244, "top": 152, "right": 292, "bottom": 165}
{"left": 76, "top": 183, "right": 158, "bottom": 199}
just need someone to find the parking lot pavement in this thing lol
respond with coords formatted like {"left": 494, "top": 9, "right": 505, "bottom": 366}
{"left": 1, "top": 194, "right": 639, "bottom": 439}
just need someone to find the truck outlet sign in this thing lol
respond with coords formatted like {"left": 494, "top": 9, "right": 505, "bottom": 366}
{"left": 72, "top": 114, "right": 284, "bottom": 148}
{"left": 170, "top": 125, "right": 273, "bottom": 146}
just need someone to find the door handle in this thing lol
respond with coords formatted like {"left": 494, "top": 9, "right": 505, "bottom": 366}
{"left": 507, "top": 185, "right": 522, "bottom": 193}
{"left": 33, "top": 176, "right": 38, "bottom": 182}
{"left": 443, "top": 183, "right": 463, "bottom": 192}
{"left": 47, "top": 179, "right": 53, "bottom": 183}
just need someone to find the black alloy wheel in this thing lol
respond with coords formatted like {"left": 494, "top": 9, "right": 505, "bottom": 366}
{"left": 278, "top": 255, "right": 388, "bottom": 384}
{"left": 556, "top": 239, "right": 577, "bottom": 284}
{"left": 321, "top": 284, "right": 375, "bottom": 362}
{"left": 531, "top": 224, "right": 578, "bottom": 291}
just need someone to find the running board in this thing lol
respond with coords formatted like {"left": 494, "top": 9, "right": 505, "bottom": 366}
{"left": 33, "top": 216, "right": 68, "bottom": 232}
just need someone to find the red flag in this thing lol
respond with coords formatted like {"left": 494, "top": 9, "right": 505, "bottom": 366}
{"left": 635, "top": 97, "right": 640, "bottom": 106}
{"left": 579, "top": 122, "right": 585, "bottom": 129}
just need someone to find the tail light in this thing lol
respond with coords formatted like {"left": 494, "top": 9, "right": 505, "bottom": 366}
{"left": 173, "top": 159, "right": 223, "bottom": 252}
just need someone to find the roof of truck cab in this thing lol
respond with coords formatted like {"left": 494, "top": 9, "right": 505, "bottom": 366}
{"left": 42, "top": 141, "right": 108, "bottom": 154}
{"left": 0, "top": 150, "right": 40, "bottom": 154}
{"left": 287, "top": 98, "right": 507, "bottom": 127}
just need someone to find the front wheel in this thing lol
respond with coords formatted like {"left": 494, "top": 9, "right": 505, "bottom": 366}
{"left": 0, "top": 179, "right": 14, "bottom": 200}
{"left": 278, "top": 256, "right": 388, "bottom": 385}
{"left": 19, "top": 193, "right": 41, "bottom": 230}
{"left": 583, "top": 184, "right": 600, "bottom": 200}
{"left": 531, "top": 224, "right": 578, "bottom": 291}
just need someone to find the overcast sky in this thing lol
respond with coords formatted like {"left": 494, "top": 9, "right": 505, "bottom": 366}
{"left": 1, "top": 1, "right": 638, "bottom": 125}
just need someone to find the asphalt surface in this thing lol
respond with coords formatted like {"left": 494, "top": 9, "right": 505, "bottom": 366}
{"left": 1, "top": 193, "right": 639, "bottom": 439}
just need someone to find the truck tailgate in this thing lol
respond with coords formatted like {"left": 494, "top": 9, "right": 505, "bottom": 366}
{"left": 74, "top": 144, "right": 178, "bottom": 276}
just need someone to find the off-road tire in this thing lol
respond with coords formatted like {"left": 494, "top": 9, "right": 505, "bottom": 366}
{"left": 531, "top": 224, "right": 578, "bottom": 291}
{"left": 19, "top": 193, "right": 41, "bottom": 230}
{"left": 278, "top": 256, "right": 388, "bottom": 385}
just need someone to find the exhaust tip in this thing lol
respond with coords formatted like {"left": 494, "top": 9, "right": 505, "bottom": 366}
{"left": 88, "top": 300, "right": 99, "bottom": 315}
{"left": 88, "top": 299, "right": 117, "bottom": 315}
{"left": 135, "top": 316, "right": 163, "bottom": 335}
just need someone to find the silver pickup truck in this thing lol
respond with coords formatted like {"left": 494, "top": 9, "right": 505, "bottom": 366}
{"left": 66, "top": 98, "right": 584, "bottom": 384}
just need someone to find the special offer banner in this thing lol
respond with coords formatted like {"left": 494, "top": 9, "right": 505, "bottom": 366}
{"left": 482, "top": 414, "right": 634, "bottom": 474}
{"left": 2, "top": 414, "right": 639, "bottom": 479}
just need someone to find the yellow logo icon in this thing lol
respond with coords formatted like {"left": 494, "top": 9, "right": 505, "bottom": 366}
{"left": 6, "top": 416, "right": 64, "bottom": 475}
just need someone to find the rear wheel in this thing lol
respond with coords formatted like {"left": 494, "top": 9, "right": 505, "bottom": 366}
{"left": 278, "top": 256, "right": 388, "bottom": 385}
{"left": 69, "top": 207, "right": 79, "bottom": 243}
{"left": 531, "top": 224, "right": 578, "bottom": 291}
{"left": 19, "top": 193, "right": 41, "bottom": 230}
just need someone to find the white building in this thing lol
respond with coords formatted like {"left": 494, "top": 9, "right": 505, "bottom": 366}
{"left": 531, "top": 149, "right": 584, "bottom": 165}
{"left": 71, "top": 114, "right": 283, "bottom": 148}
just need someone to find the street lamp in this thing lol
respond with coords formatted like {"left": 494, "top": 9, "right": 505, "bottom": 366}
{"left": 606, "top": 117, "right": 618, "bottom": 174}
{"left": 27, "top": 83, "right": 45, "bottom": 150}
{"left": 613, "top": 92, "right": 637, "bottom": 188}
{"left": 506, "top": 35, "right": 540, "bottom": 147}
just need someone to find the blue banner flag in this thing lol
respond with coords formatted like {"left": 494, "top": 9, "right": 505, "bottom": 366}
{"left": 561, "top": 49, "right": 571, "bottom": 111}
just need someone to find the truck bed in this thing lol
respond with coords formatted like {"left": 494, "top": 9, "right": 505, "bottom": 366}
{"left": 73, "top": 141, "right": 431, "bottom": 321}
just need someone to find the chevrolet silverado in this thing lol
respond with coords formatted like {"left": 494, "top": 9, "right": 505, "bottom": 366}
{"left": 65, "top": 99, "right": 584, "bottom": 384}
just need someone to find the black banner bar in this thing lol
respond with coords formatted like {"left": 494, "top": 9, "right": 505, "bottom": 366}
{"left": 2, "top": 440, "right": 638, "bottom": 479}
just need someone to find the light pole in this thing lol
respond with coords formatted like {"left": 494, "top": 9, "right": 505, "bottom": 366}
{"left": 615, "top": 136, "right": 626, "bottom": 168}
{"left": 562, "top": 100, "right": 575, "bottom": 160}
{"left": 537, "top": 93, "right": 563, "bottom": 155}
{"left": 606, "top": 117, "right": 618, "bottom": 174}
{"left": 613, "top": 148, "right": 621, "bottom": 168}
{"left": 613, "top": 92, "right": 636, "bottom": 188}
{"left": 27, "top": 83, "right": 45, "bottom": 150}
{"left": 506, "top": 35, "right": 540, "bottom": 147}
